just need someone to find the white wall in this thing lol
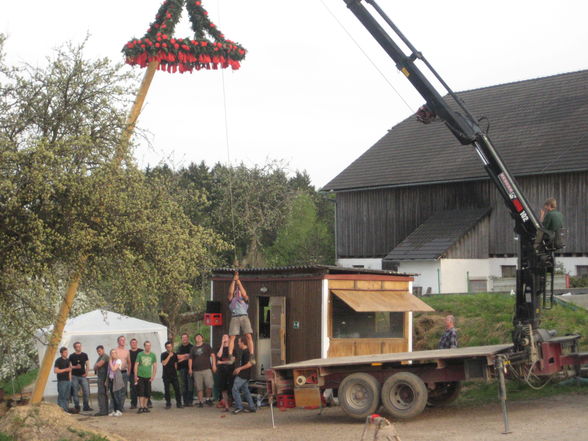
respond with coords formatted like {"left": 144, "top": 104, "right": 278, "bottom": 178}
{"left": 488, "top": 257, "right": 517, "bottom": 277}
{"left": 321, "top": 278, "right": 330, "bottom": 358}
{"left": 397, "top": 260, "right": 440, "bottom": 294}
{"left": 439, "top": 259, "right": 490, "bottom": 293}
{"left": 558, "top": 256, "right": 588, "bottom": 276}
{"left": 489, "top": 256, "right": 588, "bottom": 278}
{"left": 337, "top": 258, "right": 382, "bottom": 270}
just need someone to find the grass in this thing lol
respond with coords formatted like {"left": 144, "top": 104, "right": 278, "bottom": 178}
{"left": 0, "top": 369, "right": 39, "bottom": 396}
{"left": 414, "top": 293, "right": 588, "bottom": 404}
{"left": 0, "top": 433, "right": 15, "bottom": 441}
{"left": 414, "top": 293, "right": 588, "bottom": 350}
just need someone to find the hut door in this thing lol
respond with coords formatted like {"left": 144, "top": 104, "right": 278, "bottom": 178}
{"left": 270, "top": 296, "right": 287, "bottom": 366}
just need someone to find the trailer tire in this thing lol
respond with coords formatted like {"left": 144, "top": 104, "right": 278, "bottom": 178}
{"left": 427, "top": 381, "right": 461, "bottom": 407}
{"left": 338, "top": 373, "right": 381, "bottom": 419}
{"left": 381, "top": 372, "right": 428, "bottom": 419}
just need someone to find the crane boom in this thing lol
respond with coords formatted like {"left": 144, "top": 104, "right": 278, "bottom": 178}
{"left": 344, "top": 0, "right": 558, "bottom": 349}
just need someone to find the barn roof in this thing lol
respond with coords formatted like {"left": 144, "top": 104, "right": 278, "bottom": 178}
{"left": 212, "top": 264, "right": 412, "bottom": 277}
{"left": 323, "top": 70, "right": 588, "bottom": 192}
{"left": 383, "top": 208, "right": 490, "bottom": 261}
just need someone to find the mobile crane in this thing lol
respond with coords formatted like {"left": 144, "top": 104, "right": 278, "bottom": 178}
{"left": 343, "top": 0, "right": 558, "bottom": 354}
{"left": 266, "top": 0, "right": 588, "bottom": 429}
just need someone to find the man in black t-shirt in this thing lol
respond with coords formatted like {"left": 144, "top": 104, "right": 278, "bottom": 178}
{"left": 54, "top": 347, "right": 72, "bottom": 412}
{"left": 129, "top": 338, "right": 142, "bottom": 409}
{"left": 188, "top": 334, "right": 216, "bottom": 407}
{"left": 161, "top": 341, "right": 182, "bottom": 409}
{"left": 176, "top": 333, "right": 194, "bottom": 406}
{"left": 69, "top": 341, "right": 92, "bottom": 412}
{"left": 231, "top": 336, "right": 255, "bottom": 414}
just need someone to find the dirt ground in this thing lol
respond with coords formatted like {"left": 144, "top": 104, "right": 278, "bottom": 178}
{"left": 74, "top": 394, "right": 588, "bottom": 441}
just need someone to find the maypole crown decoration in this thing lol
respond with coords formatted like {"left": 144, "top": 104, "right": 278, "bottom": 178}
{"left": 122, "top": 0, "right": 247, "bottom": 73}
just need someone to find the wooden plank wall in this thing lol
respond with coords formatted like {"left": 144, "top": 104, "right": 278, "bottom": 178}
{"left": 336, "top": 171, "right": 588, "bottom": 258}
{"left": 446, "top": 216, "right": 490, "bottom": 259}
{"left": 212, "top": 278, "right": 323, "bottom": 365}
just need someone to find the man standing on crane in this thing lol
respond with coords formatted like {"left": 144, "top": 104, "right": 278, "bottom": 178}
{"left": 540, "top": 198, "right": 564, "bottom": 246}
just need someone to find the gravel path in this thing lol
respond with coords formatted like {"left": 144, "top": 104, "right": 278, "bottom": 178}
{"left": 76, "top": 393, "right": 588, "bottom": 441}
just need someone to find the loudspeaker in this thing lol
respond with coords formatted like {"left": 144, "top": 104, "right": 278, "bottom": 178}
{"left": 206, "top": 301, "right": 221, "bottom": 314}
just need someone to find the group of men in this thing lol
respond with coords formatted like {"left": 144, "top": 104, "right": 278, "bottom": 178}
{"left": 53, "top": 333, "right": 255, "bottom": 416}
{"left": 54, "top": 271, "right": 257, "bottom": 416}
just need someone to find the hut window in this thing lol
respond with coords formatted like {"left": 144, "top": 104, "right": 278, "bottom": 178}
{"left": 332, "top": 296, "right": 404, "bottom": 338}
{"left": 375, "top": 312, "right": 404, "bottom": 338}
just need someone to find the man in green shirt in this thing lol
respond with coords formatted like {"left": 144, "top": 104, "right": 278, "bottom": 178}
{"left": 540, "top": 197, "right": 564, "bottom": 249}
{"left": 134, "top": 341, "right": 157, "bottom": 414}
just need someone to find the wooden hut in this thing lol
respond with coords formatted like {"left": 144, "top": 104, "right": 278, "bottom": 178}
{"left": 210, "top": 265, "right": 433, "bottom": 379}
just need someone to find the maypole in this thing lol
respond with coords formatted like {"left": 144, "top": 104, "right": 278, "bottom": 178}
{"left": 32, "top": 0, "right": 246, "bottom": 404}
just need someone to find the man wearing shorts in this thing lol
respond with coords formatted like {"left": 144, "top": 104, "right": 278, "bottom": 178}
{"left": 188, "top": 334, "right": 216, "bottom": 408}
{"left": 134, "top": 341, "right": 157, "bottom": 414}
{"left": 227, "top": 271, "right": 254, "bottom": 360}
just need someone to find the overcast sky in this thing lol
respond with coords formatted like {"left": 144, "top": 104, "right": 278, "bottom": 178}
{"left": 2, "top": 1, "right": 587, "bottom": 187}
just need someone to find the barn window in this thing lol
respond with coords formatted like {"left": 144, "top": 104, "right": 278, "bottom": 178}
{"left": 501, "top": 265, "right": 517, "bottom": 278}
{"left": 468, "top": 279, "right": 487, "bottom": 293}
{"left": 332, "top": 295, "right": 404, "bottom": 338}
{"left": 577, "top": 266, "right": 588, "bottom": 277}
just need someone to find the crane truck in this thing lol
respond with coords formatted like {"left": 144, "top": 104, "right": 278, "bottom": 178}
{"left": 266, "top": 0, "right": 588, "bottom": 429}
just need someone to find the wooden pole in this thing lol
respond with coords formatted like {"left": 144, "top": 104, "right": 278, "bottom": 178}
{"left": 118, "top": 60, "right": 159, "bottom": 163}
{"left": 31, "top": 60, "right": 160, "bottom": 404}
{"left": 30, "top": 270, "right": 82, "bottom": 403}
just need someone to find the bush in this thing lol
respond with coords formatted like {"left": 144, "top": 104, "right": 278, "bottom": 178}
{"left": 570, "top": 275, "right": 588, "bottom": 288}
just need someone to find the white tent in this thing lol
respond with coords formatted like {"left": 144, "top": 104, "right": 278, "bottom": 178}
{"left": 35, "top": 309, "right": 167, "bottom": 397}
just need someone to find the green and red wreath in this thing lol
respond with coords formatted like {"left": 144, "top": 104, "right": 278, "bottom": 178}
{"left": 123, "top": 0, "right": 246, "bottom": 73}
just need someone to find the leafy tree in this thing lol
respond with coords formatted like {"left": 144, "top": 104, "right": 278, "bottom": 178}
{"left": 96, "top": 170, "right": 229, "bottom": 339}
{"left": 204, "top": 161, "right": 293, "bottom": 266}
{"left": 265, "top": 192, "right": 335, "bottom": 266}
{"left": 0, "top": 36, "right": 228, "bottom": 382}
{"left": 0, "top": 37, "right": 138, "bottom": 354}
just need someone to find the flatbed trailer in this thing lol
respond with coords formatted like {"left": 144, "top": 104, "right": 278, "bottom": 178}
{"left": 267, "top": 336, "right": 587, "bottom": 425}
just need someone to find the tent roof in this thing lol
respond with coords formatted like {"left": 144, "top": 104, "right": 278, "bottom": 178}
{"left": 37, "top": 309, "right": 166, "bottom": 336}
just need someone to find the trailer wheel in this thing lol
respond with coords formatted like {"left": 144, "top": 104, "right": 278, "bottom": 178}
{"left": 427, "top": 381, "right": 461, "bottom": 407}
{"left": 338, "top": 373, "right": 381, "bottom": 419}
{"left": 381, "top": 372, "right": 428, "bottom": 419}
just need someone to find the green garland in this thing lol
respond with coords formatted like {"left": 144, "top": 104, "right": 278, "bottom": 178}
{"left": 123, "top": 0, "right": 246, "bottom": 73}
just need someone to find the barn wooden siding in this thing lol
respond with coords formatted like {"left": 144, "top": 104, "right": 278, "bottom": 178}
{"left": 445, "top": 216, "right": 490, "bottom": 259}
{"left": 212, "top": 277, "right": 323, "bottom": 365}
{"left": 336, "top": 171, "right": 587, "bottom": 258}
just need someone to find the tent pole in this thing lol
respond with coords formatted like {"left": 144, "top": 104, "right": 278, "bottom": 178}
{"left": 30, "top": 61, "right": 159, "bottom": 404}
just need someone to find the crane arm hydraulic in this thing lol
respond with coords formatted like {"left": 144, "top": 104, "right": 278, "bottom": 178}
{"left": 344, "top": 0, "right": 558, "bottom": 350}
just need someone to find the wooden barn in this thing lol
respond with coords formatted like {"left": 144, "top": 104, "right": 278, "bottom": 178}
{"left": 323, "top": 70, "right": 588, "bottom": 294}
{"left": 209, "top": 266, "right": 433, "bottom": 379}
